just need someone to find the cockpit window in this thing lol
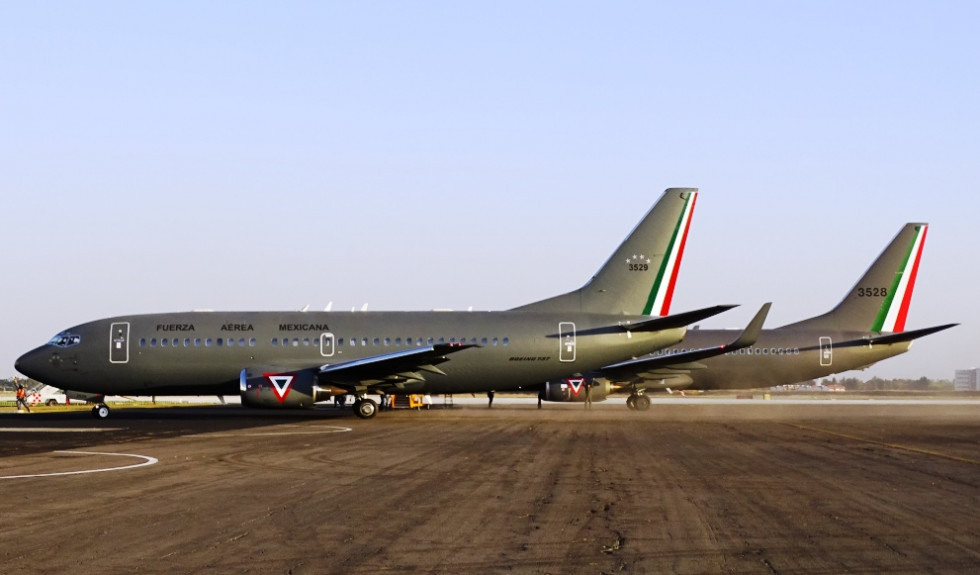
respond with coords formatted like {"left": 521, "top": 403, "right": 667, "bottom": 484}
{"left": 48, "top": 332, "right": 81, "bottom": 348}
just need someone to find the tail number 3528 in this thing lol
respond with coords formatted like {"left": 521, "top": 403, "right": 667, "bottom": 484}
{"left": 857, "top": 287, "right": 888, "bottom": 297}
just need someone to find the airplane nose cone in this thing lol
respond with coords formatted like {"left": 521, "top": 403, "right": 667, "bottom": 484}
{"left": 15, "top": 348, "right": 48, "bottom": 381}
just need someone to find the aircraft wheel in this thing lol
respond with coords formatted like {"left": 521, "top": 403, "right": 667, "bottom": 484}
{"left": 634, "top": 395, "right": 651, "bottom": 411}
{"left": 354, "top": 398, "right": 378, "bottom": 419}
{"left": 626, "top": 395, "right": 637, "bottom": 410}
{"left": 46, "top": 399, "right": 58, "bottom": 406}
{"left": 92, "top": 404, "right": 110, "bottom": 419}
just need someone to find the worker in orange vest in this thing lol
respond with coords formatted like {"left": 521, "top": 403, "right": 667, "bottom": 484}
{"left": 15, "top": 384, "right": 31, "bottom": 413}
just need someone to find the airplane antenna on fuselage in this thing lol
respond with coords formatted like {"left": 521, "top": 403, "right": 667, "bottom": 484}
{"left": 300, "top": 304, "right": 310, "bottom": 312}
{"left": 325, "top": 302, "right": 333, "bottom": 312}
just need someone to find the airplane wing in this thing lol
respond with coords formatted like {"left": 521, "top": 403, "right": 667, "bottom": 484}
{"left": 317, "top": 343, "right": 477, "bottom": 393}
{"left": 598, "top": 303, "right": 771, "bottom": 383}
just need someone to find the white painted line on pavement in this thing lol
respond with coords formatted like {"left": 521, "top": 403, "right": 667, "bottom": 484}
{"left": 0, "top": 451, "right": 158, "bottom": 480}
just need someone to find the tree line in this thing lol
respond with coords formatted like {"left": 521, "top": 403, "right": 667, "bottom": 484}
{"left": 0, "top": 377, "right": 40, "bottom": 392}
{"left": 816, "top": 376, "right": 953, "bottom": 392}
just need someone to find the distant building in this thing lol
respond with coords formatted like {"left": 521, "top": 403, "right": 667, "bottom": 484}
{"left": 954, "top": 369, "right": 980, "bottom": 392}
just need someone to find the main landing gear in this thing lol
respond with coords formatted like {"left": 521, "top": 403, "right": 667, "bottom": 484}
{"left": 352, "top": 397, "right": 378, "bottom": 419}
{"left": 91, "top": 404, "right": 111, "bottom": 419}
{"left": 625, "top": 393, "right": 651, "bottom": 411}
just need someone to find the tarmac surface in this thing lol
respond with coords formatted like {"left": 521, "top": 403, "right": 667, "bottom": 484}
{"left": 1, "top": 399, "right": 979, "bottom": 574}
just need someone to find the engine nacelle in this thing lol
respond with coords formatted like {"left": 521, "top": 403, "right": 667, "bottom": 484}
{"left": 541, "top": 377, "right": 613, "bottom": 403}
{"left": 239, "top": 368, "right": 345, "bottom": 409}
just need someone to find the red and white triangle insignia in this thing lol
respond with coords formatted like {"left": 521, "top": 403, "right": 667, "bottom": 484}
{"left": 566, "top": 378, "right": 585, "bottom": 396}
{"left": 264, "top": 373, "right": 295, "bottom": 403}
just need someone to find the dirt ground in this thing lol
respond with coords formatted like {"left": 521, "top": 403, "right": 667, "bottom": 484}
{"left": 1, "top": 400, "right": 979, "bottom": 574}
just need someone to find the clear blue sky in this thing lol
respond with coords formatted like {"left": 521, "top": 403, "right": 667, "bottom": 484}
{"left": 2, "top": 2, "right": 976, "bottom": 380}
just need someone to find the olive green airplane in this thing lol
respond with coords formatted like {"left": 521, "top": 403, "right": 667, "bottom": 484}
{"left": 16, "top": 188, "right": 760, "bottom": 419}
{"left": 539, "top": 222, "right": 956, "bottom": 408}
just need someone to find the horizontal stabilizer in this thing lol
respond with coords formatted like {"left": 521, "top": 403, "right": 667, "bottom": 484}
{"left": 865, "top": 323, "right": 957, "bottom": 345}
{"left": 806, "top": 323, "right": 958, "bottom": 351}
{"left": 620, "top": 304, "right": 738, "bottom": 333}
{"left": 866, "top": 323, "right": 958, "bottom": 345}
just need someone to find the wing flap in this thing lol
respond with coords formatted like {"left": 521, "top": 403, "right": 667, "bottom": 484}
{"left": 318, "top": 344, "right": 476, "bottom": 389}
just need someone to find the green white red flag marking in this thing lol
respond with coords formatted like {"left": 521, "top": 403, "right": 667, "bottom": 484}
{"left": 644, "top": 191, "right": 697, "bottom": 316}
{"left": 873, "top": 224, "right": 927, "bottom": 333}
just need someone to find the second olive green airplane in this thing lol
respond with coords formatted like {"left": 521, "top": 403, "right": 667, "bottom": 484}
{"left": 540, "top": 222, "right": 956, "bottom": 409}
{"left": 17, "top": 188, "right": 756, "bottom": 419}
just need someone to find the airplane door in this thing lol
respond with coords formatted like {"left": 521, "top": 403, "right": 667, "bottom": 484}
{"left": 819, "top": 337, "right": 832, "bottom": 366}
{"left": 559, "top": 322, "right": 576, "bottom": 362}
{"left": 110, "top": 322, "right": 130, "bottom": 364}
{"left": 320, "top": 332, "right": 335, "bottom": 357}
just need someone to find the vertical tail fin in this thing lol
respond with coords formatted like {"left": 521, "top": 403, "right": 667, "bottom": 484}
{"left": 784, "top": 223, "right": 929, "bottom": 333}
{"left": 513, "top": 188, "right": 698, "bottom": 315}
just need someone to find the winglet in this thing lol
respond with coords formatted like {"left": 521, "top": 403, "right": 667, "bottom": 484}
{"left": 729, "top": 302, "right": 771, "bottom": 349}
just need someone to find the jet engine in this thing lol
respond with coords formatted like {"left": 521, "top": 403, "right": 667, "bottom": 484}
{"left": 239, "top": 368, "right": 345, "bottom": 409}
{"left": 541, "top": 377, "right": 614, "bottom": 403}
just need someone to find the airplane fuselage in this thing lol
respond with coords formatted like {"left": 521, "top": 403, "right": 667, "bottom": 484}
{"left": 17, "top": 310, "right": 687, "bottom": 396}
{"left": 646, "top": 327, "right": 912, "bottom": 391}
